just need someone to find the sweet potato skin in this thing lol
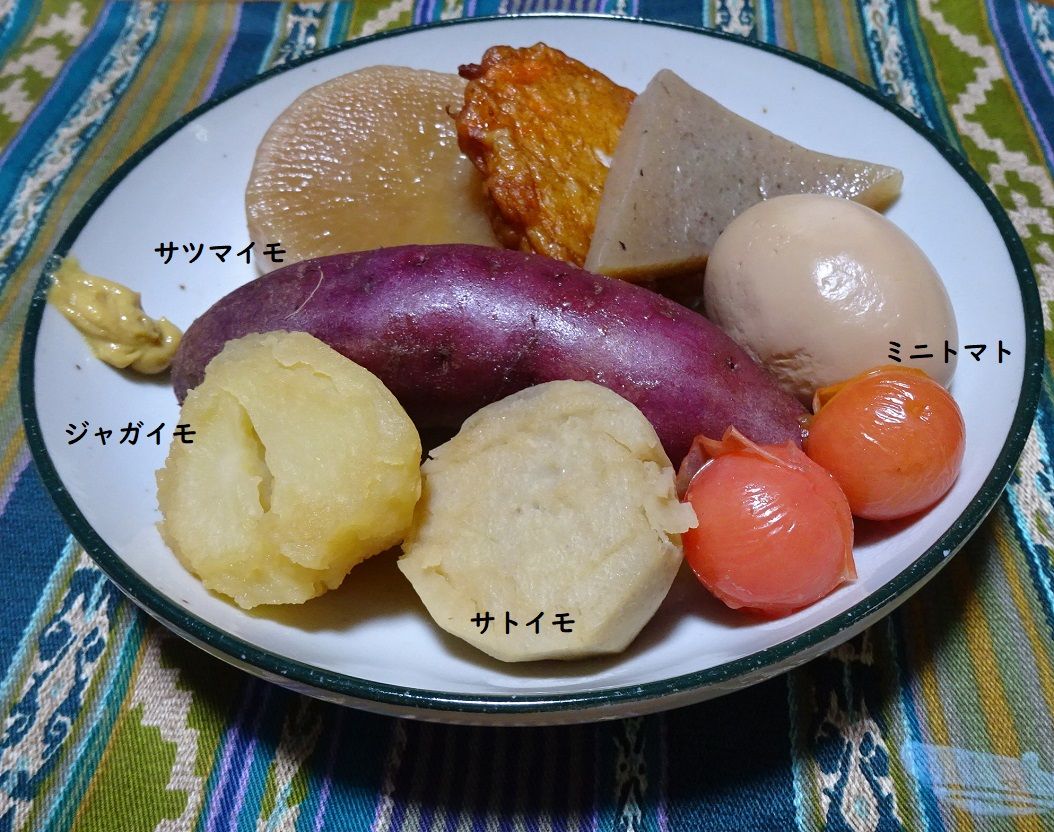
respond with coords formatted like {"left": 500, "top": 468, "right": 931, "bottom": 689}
{"left": 172, "top": 245, "right": 806, "bottom": 464}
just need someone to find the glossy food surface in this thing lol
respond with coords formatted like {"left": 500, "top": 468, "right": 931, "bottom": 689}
{"left": 704, "top": 194, "right": 957, "bottom": 402}
{"left": 246, "top": 66, "right": 497, "bottom": 269}
{"left": 681, "top": 429, "right": 855, "bottom": 617}
{"left": 805, "top": 366, "right": 966, "bottom": 520}
{"left": 171, "top": 245, "right": 807, "bottom": 466}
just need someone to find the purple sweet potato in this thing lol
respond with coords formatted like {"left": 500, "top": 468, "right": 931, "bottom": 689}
{"left": 172, "top": 244, "right": 805, "bottom": 464}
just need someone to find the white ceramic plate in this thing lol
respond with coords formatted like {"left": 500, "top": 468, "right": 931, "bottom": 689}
{"left": 20, "top": 16, "right": 1043, "bottom": 725}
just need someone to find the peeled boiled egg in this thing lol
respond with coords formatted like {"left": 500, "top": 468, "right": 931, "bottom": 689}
{"left": 703, "top": 194, "right": 957, "bottom": 403}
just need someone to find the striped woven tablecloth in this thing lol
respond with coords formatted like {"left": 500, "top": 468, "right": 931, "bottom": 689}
{"left": 3, "top": 1, "right": 1054, "bottom": 829}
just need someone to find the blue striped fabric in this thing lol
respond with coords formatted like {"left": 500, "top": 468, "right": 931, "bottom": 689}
{"left": 989, "top": 0, "right": 1054, "bottom": 170}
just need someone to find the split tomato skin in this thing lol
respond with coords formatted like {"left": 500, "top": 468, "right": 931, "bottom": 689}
{"left": 804, "top": 366, "right": 965, "bottom": 521}
{"left": 680, "top": 429, "right": 855, "bottom": 617}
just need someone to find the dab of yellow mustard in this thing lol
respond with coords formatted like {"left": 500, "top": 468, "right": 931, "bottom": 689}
{"left": 48, "top": 255, "right": 182, "bottom": 374}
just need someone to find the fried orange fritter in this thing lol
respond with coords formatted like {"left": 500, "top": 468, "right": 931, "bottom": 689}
{"left": 454, "top": 44, "right": 635, "bottom": 266}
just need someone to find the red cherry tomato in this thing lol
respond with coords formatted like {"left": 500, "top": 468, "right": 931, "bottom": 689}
{"left": 804, "top": 366, "right": 965, "bottom": 520}
{"left": 679, "top": 428, "right": 855, "bottom": 617}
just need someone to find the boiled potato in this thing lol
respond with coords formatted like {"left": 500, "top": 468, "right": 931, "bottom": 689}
{"left": 398, "top": 380, "right": 696, "bottom": 662}
{"left": 157, "top": 331, "right": 421, "bottom": 608}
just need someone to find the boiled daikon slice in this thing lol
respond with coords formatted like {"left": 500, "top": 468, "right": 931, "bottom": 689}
{"left": 246, "top": 66, "right": 497, "bottom": 271}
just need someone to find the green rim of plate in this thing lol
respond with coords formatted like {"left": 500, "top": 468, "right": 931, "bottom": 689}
{"left": 19, "top": 14, "right": 1045, "bottom": 716}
